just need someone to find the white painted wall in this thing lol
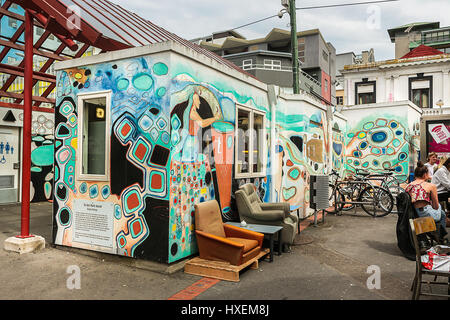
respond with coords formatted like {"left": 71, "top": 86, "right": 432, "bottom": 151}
{"left": 342, "top": 57, "right": 450, "bottom": 108}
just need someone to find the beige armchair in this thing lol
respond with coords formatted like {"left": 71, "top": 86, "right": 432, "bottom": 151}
{"left": 235, "top": 183, "right": 298, "bottom": 250}
{"left": 194, "top": 200, "right": 264, "bottom": 266}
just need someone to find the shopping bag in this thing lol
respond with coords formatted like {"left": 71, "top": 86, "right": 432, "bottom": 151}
{"left": 421, "top": 245, "right": 450, "bottom": 272}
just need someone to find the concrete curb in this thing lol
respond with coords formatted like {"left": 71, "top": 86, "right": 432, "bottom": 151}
{"left": 52, "top": 244, "right": 188, "bottom": 275}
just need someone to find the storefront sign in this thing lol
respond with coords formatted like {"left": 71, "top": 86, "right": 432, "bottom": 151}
{"left": 73, "top": 199, "right": 114, "bottom": 248}
{"left": 428, "top": 123, "right": 450, "bottom": 144}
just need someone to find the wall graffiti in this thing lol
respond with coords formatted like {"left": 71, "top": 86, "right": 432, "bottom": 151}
{"left": 54, "top": 56, "right": 172, "bottom": 262}
{"left": 54, "top": 51, "right": 350, "bottom": 263}
{"left": 273, "top": 109, "right": 331, "bottom": 217}
{"left": 345, "top": 116, "right": 417, "bottom": 182}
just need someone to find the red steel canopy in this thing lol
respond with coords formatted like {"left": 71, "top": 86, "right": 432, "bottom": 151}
{"left": 1, "top": 0, "right": 250, "bottom": 112}
{"left": 3, "top": 0, "right": 250, "bottom": 239}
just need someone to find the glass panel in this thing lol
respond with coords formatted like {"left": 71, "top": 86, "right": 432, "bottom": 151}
{"left": 82, "top": 97, "right": 107, "bottom": 175}
{"left": 358, "top": 92, "right": 375, "bottom": 104}
{"left": 253, "top": 113, "right": 264, "bottom": 173}
{"left": 237, "top": 109, "right": 250, "bottom": 174}
{"left": 412, "top": 88, "right": 430, "bottom": 108}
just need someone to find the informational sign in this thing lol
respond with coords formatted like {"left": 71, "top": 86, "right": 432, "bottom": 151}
{"left": 428, "top": 123, "right": 450, "bottom": 144}
{"left": 72, "top": 199, "right": 114, "bottom": 248}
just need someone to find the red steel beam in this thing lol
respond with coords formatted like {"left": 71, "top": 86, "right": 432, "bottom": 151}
{"left": 33, "top": 42, "right": 90, "bottom": 107}
{"left": 0, "top": 38, "right": 68, "bottom": 61}
{"left": 0, "top": 63, "right": 56, "bottom": 83}
{"left": 0, "top": 101, "right": 53, "bottom": 113}
{"left": 0, "top": 90, "right": 55, "bottom": 104}
{"left": 73, "top": 0, "right": 141, "bottom": 46}
{"left": 18, "top": 9, "right": 33, "bottom": 238}
{"left": 28, "top": 9, "right": 79, "bottom": 51}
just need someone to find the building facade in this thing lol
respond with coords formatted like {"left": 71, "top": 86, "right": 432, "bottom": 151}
{"left": 388, "top": 22, "right": 450, "bottom": 59}
{"left": 194, "top": 28, "right": 337, "bottom": 105}
{"left": 340, "top": 47, "right": 450, "bottom": 109}
{"left": 53, "top": 40, "right": 346, "bottom": 263}
{"left": 336, "top": 49, "right": 375, "bottom": 106}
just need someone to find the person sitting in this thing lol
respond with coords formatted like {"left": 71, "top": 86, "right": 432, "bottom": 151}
{"left": 405, "top": 162, "right": 448, "bottom": 242}
{"left": 424, "top": 152, "right": 438, "bottom": 179}
{"left": 431, "top": 157, "right": 450, "bottom": 211}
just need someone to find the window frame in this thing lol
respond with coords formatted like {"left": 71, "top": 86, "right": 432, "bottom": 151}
{"left": 242, "top": 59, "right": 253, "bottom": 70}
{"left": 234, "top": 104, "right": 267, "bottom": 179}
{"left": 355, "top": 80, "right": 376, "bottom": 105}
{"left": 76, "top": 90, "right": 112, "bottom": 182}
{"left": 263, "top": 59, "right": 282, "bottom": 70}
{"left": 409, "top": 75, "right": 433, "bottom": 108}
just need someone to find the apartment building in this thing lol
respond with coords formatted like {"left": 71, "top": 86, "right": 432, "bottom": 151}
{"left": 193, "top": 28, "right": 337, "bottom": 105}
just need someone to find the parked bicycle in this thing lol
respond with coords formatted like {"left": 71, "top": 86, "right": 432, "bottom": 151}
{"left": 328, "top": 169, "right": 395, "bottom": 217}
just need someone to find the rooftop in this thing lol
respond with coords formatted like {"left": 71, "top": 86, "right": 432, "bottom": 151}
{"left": 387, "top": 21, "right": 440, "bottom": 42}
{"left": 400, "top": 44, "right": 444, "bottom": 59}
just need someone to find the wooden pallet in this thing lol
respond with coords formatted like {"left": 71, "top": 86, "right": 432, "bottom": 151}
{"left": 184, "top": 248, "right": 270, "bottom": 282}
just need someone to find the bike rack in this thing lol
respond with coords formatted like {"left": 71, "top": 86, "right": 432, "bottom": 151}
{"left": 333, "top": 180, "right": 381, "bottom": 217}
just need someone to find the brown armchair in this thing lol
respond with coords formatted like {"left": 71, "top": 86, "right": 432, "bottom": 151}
{"left": 194, "top": 200, "right": 264, "bottom": 266}
{"left": 235, "top": 183, "right": 298, "bottom": 248}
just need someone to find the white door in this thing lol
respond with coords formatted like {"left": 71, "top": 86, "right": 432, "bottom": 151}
{"left": 0, "top": 126, "right": 19, "bottom": 204}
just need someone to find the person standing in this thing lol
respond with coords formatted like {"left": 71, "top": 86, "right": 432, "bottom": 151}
{"left": 424, "top": 152, "right": 438, "bottom": 179}
{"left": 431, "top": 158, "right": 450, "bottom": 212}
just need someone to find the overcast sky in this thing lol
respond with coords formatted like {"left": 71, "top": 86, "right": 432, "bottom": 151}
{"left": 114, "top": 0, "right": 450, "bottom": 61}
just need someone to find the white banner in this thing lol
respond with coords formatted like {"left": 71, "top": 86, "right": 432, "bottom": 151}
{"left": 429, "top": 123, "right": 450, "bottom": 144}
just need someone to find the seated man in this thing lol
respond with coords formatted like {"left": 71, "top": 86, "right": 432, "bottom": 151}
{"left": 431, "top": 158, "right": 450, "bottom": 213}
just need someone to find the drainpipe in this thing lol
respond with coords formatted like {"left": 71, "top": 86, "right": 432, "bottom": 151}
{"left": 19, "top": 10, "right": 33, "bottom": 238}
{"left": 267, "top": 85, "right": 278, "bottom": 203}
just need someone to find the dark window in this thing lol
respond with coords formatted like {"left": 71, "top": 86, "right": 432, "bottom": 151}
{"left": 409, "top": 76, "right": 432, "bottom": 108}
{"left": 355, "top": 81, "right": 376, "bottom": 105}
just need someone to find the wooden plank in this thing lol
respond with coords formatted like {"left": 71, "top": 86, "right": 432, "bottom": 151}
{"left": 184, "top": 249, "right": 269, "bottom": 282}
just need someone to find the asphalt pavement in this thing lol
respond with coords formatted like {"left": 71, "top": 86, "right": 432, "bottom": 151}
{"left": 0, "top": 202, "right": 448, "bottom": 302}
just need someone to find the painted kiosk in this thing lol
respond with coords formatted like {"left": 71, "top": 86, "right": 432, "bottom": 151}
{"left": 53, "top": 41, "right": 345, "bottom": 264}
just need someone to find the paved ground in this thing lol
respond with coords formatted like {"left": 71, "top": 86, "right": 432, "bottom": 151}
{"left": 0, "top": 202, "right": 448, "bottom": 301}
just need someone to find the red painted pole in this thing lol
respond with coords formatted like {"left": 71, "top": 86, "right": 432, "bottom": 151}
{"left": 19, "top": 10, "right": 33, "bottom": 238}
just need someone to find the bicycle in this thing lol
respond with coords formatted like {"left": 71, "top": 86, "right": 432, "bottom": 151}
{"left": 364, "top": 168, "right": 405, "bottom": 210}
{"left": 329, "top": 169, "right": 395, "bottom": 217}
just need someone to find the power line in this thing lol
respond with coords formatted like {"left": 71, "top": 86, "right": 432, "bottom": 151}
{"left": 297, "top": 0, "right": 400, "bottom": 10}
{"left": 229, "top": 0, "right": 400, "bottom": 31}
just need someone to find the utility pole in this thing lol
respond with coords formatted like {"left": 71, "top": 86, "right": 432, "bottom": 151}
{"left": 282, "top": 0, "right": 300, "bottom": 94}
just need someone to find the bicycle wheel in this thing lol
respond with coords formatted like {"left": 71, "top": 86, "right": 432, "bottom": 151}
{"left": 359, "top": 186, "right": 394, "bottom": 217}
{"left": 329, "top": 184, "right": 345, "bottom": 212}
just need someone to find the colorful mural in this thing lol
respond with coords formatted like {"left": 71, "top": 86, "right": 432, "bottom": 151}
{"left": 273, "top": 109, "right": 331, "bottom": 217}
{"left": 53, "top": 49, "right": 347, "bottom": 263}
{"left": 54, "top": 56, "right": 172, "bottom": 262}
{"left": 345, "top": 115, "right": 419, "bottom": 182}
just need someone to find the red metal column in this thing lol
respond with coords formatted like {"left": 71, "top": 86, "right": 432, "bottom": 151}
{"left": 18, "top": 10, "right": 33, "bottom": 238}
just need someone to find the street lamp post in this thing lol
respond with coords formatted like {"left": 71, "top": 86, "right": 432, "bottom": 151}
{"left": 281, "top": 0, "right": 300, "bottom": 94}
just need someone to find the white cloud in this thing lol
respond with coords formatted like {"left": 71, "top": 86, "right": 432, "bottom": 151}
{"left": 113, "top": 0, "right": 450, "bottom": 61}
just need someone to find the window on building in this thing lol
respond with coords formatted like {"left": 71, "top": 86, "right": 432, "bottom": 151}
{"left": 409, "top": 76, "right": 432, "bottom": 108}
{"left": 324, "top": 79, "right": 329, "bottom": 92}
{"left": 322, "top": 50, "right": 329, "bottom": 62}
{"left": 77, "top": 92, "right": 111, "bottom": 181}
{"left": 355, "top": 81, "right": 376, "bottom": 105}
{"left": 242, "top": 59, "right": 252, "bottom": 70}
{"left": 235, "top": 105, "right": 266, "bottom": 177}
{"left": 336, "top": 96, "right": 344, "bottom": 105}
{"left": 298, "top": 38, "right": 305, "bottom": 64}
{"left": 412, "top": 88, "right": 430, "bottom": 108}
{"left": 264, "top": 59, "right": 281, "bottom": 70}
